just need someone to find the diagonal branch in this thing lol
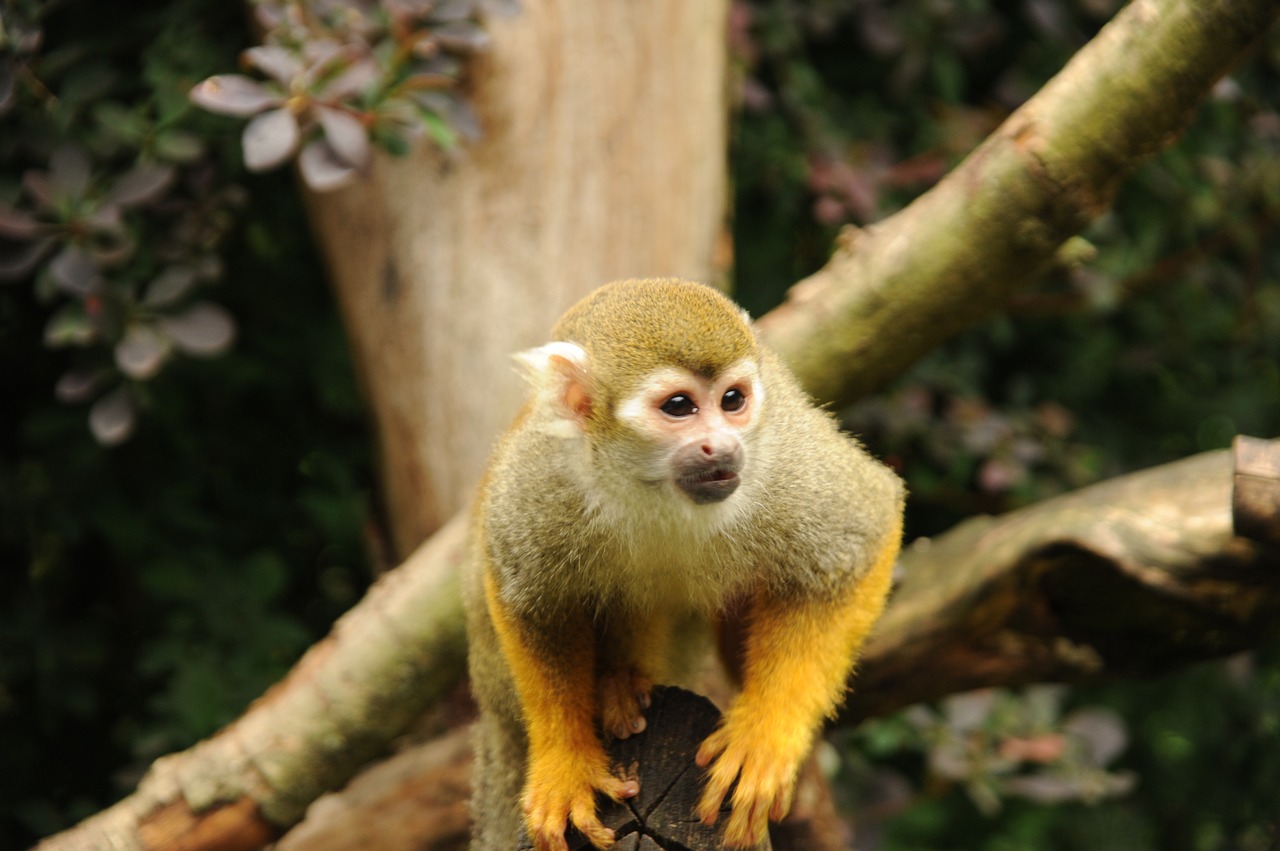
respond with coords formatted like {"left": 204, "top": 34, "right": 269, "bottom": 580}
{"left": 757, "top": 0, "right": 1280, "bottom": 407}
{"left": 844, "top": 440, "right": 1280, "bottom": 723}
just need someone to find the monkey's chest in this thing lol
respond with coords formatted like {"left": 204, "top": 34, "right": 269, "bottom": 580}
{"left": 586, "top": 537, "right": 750, "bottom": 614}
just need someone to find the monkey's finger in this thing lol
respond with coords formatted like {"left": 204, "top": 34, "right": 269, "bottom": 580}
{"left": 530, "top": 825, "right": 572, "bottom": 851}
{"left": 600, "top": 668, "right": 652, "bottom": 740}
{"left": 695, "top": 755, "right": 743, "bottom": 823}
{"left": 768, "top": 784, "right": 794, "bottom": 822}
{"left": 602, "top": 775, "right": 640, "bottom": 801}
{"left": 721, "top": 796, "right": 770, "bottom": 849}
{"left": 694, "top": 727, "right": 731, "bottom": 768}
{"left": 569, "top": 799, "right": 616, "bottom": 850}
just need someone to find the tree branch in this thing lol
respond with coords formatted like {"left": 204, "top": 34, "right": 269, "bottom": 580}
{"left": 756, "top": 0, "right": 1280, "bottom": 407}
{"left": 845, "top": 443, "right": 1280, "bottom": 722}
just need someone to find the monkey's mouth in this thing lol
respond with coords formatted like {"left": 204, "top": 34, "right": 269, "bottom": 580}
{"left": 677, "top": 467, "right": 741, "bottom": 505}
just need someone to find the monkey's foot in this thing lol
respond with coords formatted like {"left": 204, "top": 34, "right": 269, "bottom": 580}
{"left": 524, "top": 750, "right": 639, "bottom": 851}
{"left": 693, "top": 709, "right": 803, "bottom": 848}
{"left": 598, "top": 666, "right": 653, "bottom": 740}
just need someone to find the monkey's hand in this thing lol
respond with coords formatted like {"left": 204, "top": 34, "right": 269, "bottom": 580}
{"left": 693, "top": 701, "right": 805, "bottom": 847}
{"left": 523, "top": 746, "right": 639, "bottom": 851}
{"left": 599, "top": 666, "right": 653, "bottom": 740}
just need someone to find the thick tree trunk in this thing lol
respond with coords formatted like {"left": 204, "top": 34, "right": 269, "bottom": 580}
{"left": 302, "top": 0, "right": 731, "bottom": 558}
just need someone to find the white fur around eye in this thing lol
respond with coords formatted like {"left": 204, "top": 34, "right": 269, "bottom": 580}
{"left": 616, "top": 368, "right": 692, "bottom": 432}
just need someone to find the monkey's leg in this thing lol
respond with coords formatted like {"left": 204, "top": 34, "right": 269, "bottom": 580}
{"left": 484, "top": 573, "right": 638, "bottom": 851}
{"left": 695, "top": 522, "right": 902, "bottom": 848}
{"left": 471, "top": 712, "right": 527, "bottom": 850}
{"left": 597, "top": 608, "right": 673, "bottom": 740}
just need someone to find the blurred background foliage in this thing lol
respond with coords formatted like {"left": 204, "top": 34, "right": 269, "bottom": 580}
{"left": 1, "top": 0, "right": 1278, "bottom": 848}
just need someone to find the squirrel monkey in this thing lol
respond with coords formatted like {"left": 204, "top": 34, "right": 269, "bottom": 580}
{"left": 464, "top": 279, "right": 904, "bottom": 850}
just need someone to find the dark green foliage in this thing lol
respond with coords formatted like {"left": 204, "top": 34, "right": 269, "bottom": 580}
{"left": 0, "top": 172, "right": 372, "bottom": 843}
{"left": 0, "top": 1, "right": 372, "bottom": 844}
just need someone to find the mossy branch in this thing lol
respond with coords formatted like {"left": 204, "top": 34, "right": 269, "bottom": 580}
{"left": 757, "top": 0, "right": 1280, "bottom": 407}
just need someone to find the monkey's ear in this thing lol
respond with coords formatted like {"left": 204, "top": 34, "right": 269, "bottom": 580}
{"left": 514, "top": 341, "right": 593, "bottom": 427}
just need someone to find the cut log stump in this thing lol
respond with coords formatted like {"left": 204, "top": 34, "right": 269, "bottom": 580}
{"left": 518, "top": 687, "right": 770, "bottom": 851}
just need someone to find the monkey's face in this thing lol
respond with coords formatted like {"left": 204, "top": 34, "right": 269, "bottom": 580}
{"left": 614, "top": 360, "right": 764, "bottom": 506}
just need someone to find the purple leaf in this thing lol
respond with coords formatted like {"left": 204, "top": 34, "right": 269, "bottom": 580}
{"left": 49, "top": 145, "right": 92, "bottom": 204}
{"left": 314, "top": 105, "right": 371, "bottom": 168}
{"left": 89, "top": 386, "right": 137, "bottom": 445}
{"left": 0, "top": 236, "right": 55, "bottom": 280}
{"left": 160, "top": 301, "right": 236, "bottom": 356}
{"left": 298, "top": 139, "right": 359, "bottom": 192}
{"left": 434, "top": 21, "right": 491, "bottom": 53}
{"left": 319, "top": 57, "right": 381, "bottom": 101}
{"left": 143, "top": 266, "right": 198, "bottom": 308}
{"left": 1002, "top": 774, "right": 1080, "bottom": 805}
{"left": 244, "top": 45, "right": 304, "bottom": 85}
{"left": 943, "top": 690, "right": 996, "bottom": 733}
{"left": 412, "top": 90, "right": 479, "bottom": 141}
{"left": 1064, "top": 708, "right": 1128, "bottom": 766}
{"left": 86, "top": 230, "right": 137, "bottom": 268}
{"left": 253, "top": 2, "right": 287, "bottom": 30}
{"left": 242, "top": 106, "right": 301, "bottom": 172}
{"left": 54, "top": 369, "right": 104, "bottom": 403}
{"left": 83, "top": 203, "right": 125, "bottom": 232}
{"left": 154, "top": 130, "right": 205, "bottom": 164}
{"left": 189, "top": 74, "right": 281, "bottom": 117}
{"left": 115, "top": 323, "right": 171, "bottom": 379}
{"left": 43, "top": 303, "right": 96, "bottom": 347}
{"left": 431, "top": 0, "right": 480, "bottom": 23}
{"left": 106, "top": 163, "right": 176, "bottom": 208}
{"left": 0, "top": 202, "right": 41, "bottom": 239}
{"left": 22, "top": 169, "right": 55, "bottom": 209}
{"left": 48, "top": 245, "right": 100, "bottom": 295}
{"left": 302, "top": 39, "right": 344, "bottom": 71}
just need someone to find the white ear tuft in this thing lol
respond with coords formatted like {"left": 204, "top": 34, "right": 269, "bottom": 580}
{"left": 513, "top": 341, "right": 588, "bottom": 382}
{"left": 512, "top": 341, "right": 592, "bottom": 427}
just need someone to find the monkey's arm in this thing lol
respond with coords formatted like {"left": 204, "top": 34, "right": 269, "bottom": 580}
{"left": 483, "top": 572, "right": 638, "bottom": 851}
{"left": 695, "top": 515, "right": 902, "bottom": 847}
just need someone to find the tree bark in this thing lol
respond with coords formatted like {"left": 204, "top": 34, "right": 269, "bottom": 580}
{"left": 845, "top": 443, "right": 1280, "bottom": 722}
{"left": 757, "top": 0, "right": 1280, "bottom": 408}
{"left": 302, "top": 0, "right": 731, "bottom": 558}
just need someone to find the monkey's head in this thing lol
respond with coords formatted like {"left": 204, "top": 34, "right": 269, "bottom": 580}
{"left": 516, "top": 278, "right": 766, "bottom": 509}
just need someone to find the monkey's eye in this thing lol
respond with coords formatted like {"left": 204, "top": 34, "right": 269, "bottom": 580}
{"left": 721, "top": 388, "right": 747, "bottom": 413}
{"left": 660, "top": 394, "right": 698, "bottom": 417}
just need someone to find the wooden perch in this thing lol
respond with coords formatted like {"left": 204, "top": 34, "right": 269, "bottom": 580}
{"left": 844, "top": 440, "right": 1280, "bottom": 722}
{"left": 517, "top": 688, "right": 770, "bottom": 851}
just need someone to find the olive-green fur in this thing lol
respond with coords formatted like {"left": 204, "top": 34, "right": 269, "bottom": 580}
{"left": 552, "top": 279, "right": 758, "bottom": 422}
